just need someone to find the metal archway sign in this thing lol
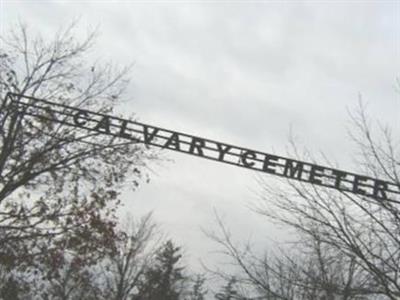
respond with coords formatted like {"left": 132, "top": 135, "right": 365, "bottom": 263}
{"left": 4, "top": 92, "right": 400, "bottom": 203}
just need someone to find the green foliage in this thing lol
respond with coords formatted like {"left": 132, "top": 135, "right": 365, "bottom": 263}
{"left": 215, "top": 277, "right": 239, "bottom": 300}
{"left": 135, "top": 240, "right": 186, "bottom": 300}
{"left": 186, "top": 274, "right": 208, "bottom": 300}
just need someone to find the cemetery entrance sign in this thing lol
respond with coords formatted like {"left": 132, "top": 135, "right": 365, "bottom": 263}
{"left": 5, "top": 93, "right": 400, "bottom": 203}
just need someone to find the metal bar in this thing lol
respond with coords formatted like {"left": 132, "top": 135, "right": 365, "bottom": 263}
{"left": 6, "top": 92, "right": 400, "bottom": 203}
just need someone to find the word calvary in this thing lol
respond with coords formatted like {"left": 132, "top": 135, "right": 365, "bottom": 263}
{"left": 8, "top": 93, "right": 400, "bottom": 202}
{"left": 74, "top": 112, "right": 392, "bottom": 200}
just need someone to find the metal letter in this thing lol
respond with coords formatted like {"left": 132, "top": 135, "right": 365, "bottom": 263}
{"left": 7, "top": 93, "right": 400, "bottom": 203}
{"left": 241, "top": 150, "right": 256, "bottom": 167}
{"left": 373, "top": 179, "right": 387, "bottom": 200}
{"left": 216, "top": 143, "right": 232, "bottom": 161}
{"left": 189, "top": 137, "right": 205, "bottom": 156}
{"left": 283, "top": 159, "right": 303, "bottom": 179}
{"left": 119, "top": 120, "right": 131, "bottom": 138}
{"left": 263, "top": 154, "right": 279, "bottom": 174}
{"left": 332, "top": 169, "right": 346, "bottom": 189}
{"left": 309, "top": 165, "right": 325, "bottom": 185}
{"left": 143, "top": 125, "right": 159, "bottom": 144}
{"left": 353, "top": 175, "right": 368, "bottom": 195}
{"left": 164, "top": 132, "right": 181, "bottom": 150}
{"left": 73, "top": 110, "right": 88, "bottom": 126}
{"left": 93, "top": 116, "right": 111, "bottom": 134}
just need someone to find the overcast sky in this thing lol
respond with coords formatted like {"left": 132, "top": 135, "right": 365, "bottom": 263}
{"left": 2, "top": 0, "right": 399, "bottom": 276}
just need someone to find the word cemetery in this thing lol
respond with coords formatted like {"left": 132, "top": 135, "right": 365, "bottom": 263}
{"left": 5, "top": 93, "right": 400, "bottom": 203}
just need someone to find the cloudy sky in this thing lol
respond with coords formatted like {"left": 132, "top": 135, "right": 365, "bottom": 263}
{"left": 2, "top": 0, "right": 399, "bottom": 274}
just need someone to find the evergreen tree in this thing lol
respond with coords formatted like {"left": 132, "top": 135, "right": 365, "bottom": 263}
{"left": 215, "top": 277, "right": 239, "bottom": 300}
{"left": 135, "top": 240, "right": 186, "bottom": 300}
{"left": 186, "top": 274, "right": 207, "bottom": 300}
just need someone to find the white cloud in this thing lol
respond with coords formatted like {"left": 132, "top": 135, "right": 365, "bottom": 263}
{"left": 2, "top": 0, "right": 399, "bottom": 275}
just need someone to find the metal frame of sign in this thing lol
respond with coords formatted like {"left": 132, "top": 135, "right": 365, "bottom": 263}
{"left": 4, "top": 92, "right": 400, "bottom": 203}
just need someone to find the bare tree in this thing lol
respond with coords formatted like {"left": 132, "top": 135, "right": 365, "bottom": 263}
{"left": 254, "top": 100, "right": 400, "bottom": 299}
{"left": 206, "top": 213, "right": 304, "bottom": 300}
{"left": 98, "top": 213, "right": 160, "bottom": 300}
{"left": 26, "top": 213, "right": 159, "bottom": 300}
{"left": 0, "top": 22, "right": 155, "bottom": 296}
{"left": 207, "top": 200, "right": 387, "bottom": 300}
{"left": 207, "top": 95, "right": 400, "bottom": 300}
{"left": 33, "top": 257, "right": 100, "bottom": 300}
